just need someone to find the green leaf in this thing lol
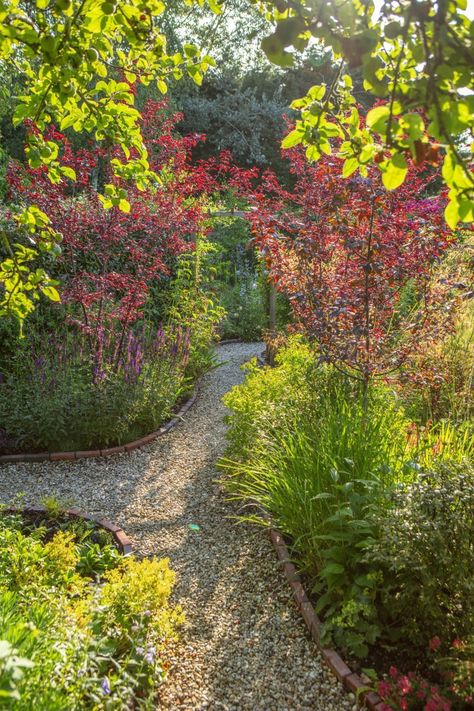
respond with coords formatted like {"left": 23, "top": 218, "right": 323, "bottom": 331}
{"left": 261, "top": 35, "right": 294, "bottom": 68}
{"left": 282, "top": 130, "right": 303, "bottom": 149}
{"left": 381, "top": 154, "right": 408, "bottom": 190}
{"left": 366, "top": 105, "right": 390, "bottom": 133}
{"left": 308, "top": 85, "right": 326, "bottom": 101}
{"left": 157, "top": 78, "right": 167, "bottom": 94}
{"left": 445, "top": 197, "right": 464, "bottom": 229}
{"left": 118, "top": 198, "right": 131, "bottom": 213}
{"left": 41, "top": 285, "right": 61, "bottom": 302}
{"left": 207, "top": 0, "right": 222, "bottom": 14}
{"left": 320, "top": 562, "right": 344, "bottom": 576}
{"left": 12, "top": 103, "right": 31, "bottom": 127}
{"left": 399, "top": 112, "right": 424, "bottom": 140}
{"left": 343, "top": 158, "right": 359, "bottom": 177}
{"left": 60, "top": 166, "right": 76, "bottom": 180}
{"left": 306, "top": 145, "right": 321, "bottom": 161}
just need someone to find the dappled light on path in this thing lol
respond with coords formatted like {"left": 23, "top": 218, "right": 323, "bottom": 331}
{"left": 0, "top": 343, "right": 353, "bottom": 711}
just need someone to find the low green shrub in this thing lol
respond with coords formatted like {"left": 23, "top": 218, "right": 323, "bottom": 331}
{"left": 0, "top": 513, "right": 183, "bottom": 709}
{"left": 222, "top": 335, "right": 316, "bottom": 460}
{"left": 363, "top": 460, "right": 474, "bottom": 662}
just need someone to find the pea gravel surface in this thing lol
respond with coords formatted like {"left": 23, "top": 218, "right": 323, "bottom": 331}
{"left": 0, "top": 342, "right": 354, "bottom": 711}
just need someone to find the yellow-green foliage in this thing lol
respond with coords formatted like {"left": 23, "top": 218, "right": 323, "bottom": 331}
{"left": 223, "top": 335, "right": 316, "bottom": 460}
{"left": 0, "top": 527, "right": 84, "bottom": 594}
{"left": 99, "top": 557, "right": 185, "bottom": 640}
{"left": 0, "top": 515, "right": 184, "bottom": 709}
{"left": 43, "top": 531, "right": 79, "bottom": 579}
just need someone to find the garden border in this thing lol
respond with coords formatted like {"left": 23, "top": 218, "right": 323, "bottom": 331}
{"left": 255, "top": 353, "right": 384, "bottom": 709}
{"left": 4, "top": 505, "right": 133, "bottom": 554}
{"left": 268, "top": 528, "right": 384, "bottom": 710}
{"left": 0, "top": 339, "right": 245, "bottom": 465}
{"left": 0, "top": 382, "right": 200, "bottom": 465}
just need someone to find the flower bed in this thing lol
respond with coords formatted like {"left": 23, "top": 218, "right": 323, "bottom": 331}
{"left": 0, "top": 506, "right": 183, "bottom": 709}
{"left": 221, "top": 338, "right": 474, "bottom": 711}
{"left": 0, "top": 378, "right": 199, "bottom": 464}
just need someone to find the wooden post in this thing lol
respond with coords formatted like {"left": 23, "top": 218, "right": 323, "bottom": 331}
{"left": 267, "top": 281, "right": 277, "bottom": 365}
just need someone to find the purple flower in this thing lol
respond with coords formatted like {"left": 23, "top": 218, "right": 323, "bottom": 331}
{"left": 100, "top": 677, "right": 110, "bottom": 695}
{"left": 145, "top": 645, "right": 156, "bottom": 664}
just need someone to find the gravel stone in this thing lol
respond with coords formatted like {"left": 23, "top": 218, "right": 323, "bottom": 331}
{"left": 0, "top": 342, "right": 353, "bottom": 710}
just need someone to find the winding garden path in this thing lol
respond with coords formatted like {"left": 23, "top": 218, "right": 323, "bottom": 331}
{"left": 0, "top": 342, "right": 354, "bottom": 711}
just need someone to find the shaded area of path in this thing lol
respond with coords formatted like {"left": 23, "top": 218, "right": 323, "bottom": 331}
{"left": 0, "top": 343, "right": 353, "bottom": 711}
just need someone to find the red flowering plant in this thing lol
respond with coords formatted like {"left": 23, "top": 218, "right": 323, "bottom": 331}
{"left": 429, "top": 636, "right": 474, "bottom": 709}
{"left": 247, "top": 135, "right": 452, "bottom": 389}
{"left": 377, "top": 636, "right": 474, "bottom": 711}
{"left": 377, "top": 665, "right": 452, "bottom": 711}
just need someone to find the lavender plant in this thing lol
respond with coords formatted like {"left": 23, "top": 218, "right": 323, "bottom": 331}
{"left": 0, "top": 322, "right": 191, "bottom": 452}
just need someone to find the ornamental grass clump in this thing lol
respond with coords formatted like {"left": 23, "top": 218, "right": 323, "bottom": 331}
{"left": 223, "top": 355, "right": 410, "bottom": 576}
{"left": 0, "top": 322, "right": 190, "bottom": 452}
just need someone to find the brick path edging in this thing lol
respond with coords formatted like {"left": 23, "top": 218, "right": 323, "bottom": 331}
{"left": 268, "top": 531, "right": 384, "bottom": 709}
{"left": 4, "top": 505, "right": 133, "bottom": 554}
{"left": 0, "top": 384, "right": 200, "bottom": 465}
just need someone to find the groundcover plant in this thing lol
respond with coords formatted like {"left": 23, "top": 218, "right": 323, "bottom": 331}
{"left": 0, "top": 508, "right": 183, "bottom": 709}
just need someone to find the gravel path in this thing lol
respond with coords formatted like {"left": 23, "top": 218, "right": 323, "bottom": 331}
{"left": 0, "top": 342, "right": 353, "bottom": 711}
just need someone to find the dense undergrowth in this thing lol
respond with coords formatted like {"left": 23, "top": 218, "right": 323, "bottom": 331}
{"left": 221, "top": 334, "right": 474, "bottom": 709}
{"left": 0, "top": 509, "right": 182, "bottom": 709}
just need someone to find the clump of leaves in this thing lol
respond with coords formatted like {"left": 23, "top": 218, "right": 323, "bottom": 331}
{"left": 363, "top": 460, "right": 474, "bottom": 663}
{"left": 248, "top": 143, "right": 451, "bottom": 388}
{"left": 0, "top": 513, "right": 183, "bottom": 709}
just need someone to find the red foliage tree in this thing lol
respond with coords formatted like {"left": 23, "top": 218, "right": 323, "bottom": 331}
{"left": 7, "top": 100, "right": 207, "bottom": 343}
{"left": 248, "top": 143, "right": 452, "bottom": 386}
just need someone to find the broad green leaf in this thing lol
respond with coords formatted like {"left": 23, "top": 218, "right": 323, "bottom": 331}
{"left": 308, "top": 85, "right": 326, "bottom": 101}
{"left": 282, "top": 130, "right": 303, "bottom": 149}
{"left": 118, "top": 198, "right": 131, "bottom": 213}
{"left": 343, "top": 157, "right": 359, "bottom": 177}
{"left": 60, "top": 166, "right": 76, "bottom": 180}
{"left": 366, "top": 105, "right": 390, "bottom": 133}
{"left": 306, "top": 145, "right": 321, "bottom": 161}
{"left": 381, "top": 154, "right": 408, "bottom": 190}
{"left": 157, "top": 79, "right": 167, "bottom": 94}
{"left": 321, "top": 562, "right": 345, "bottom": 576}
{"left": 41, "top": 285, "right": 61, "bottom": 302}
{"left": 445, "top": 198, "right": 461, "bottom": 229}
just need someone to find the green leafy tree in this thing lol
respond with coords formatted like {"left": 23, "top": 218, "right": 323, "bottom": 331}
{"left": 260, "top": 0, "right": 473, "bottom": 229}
